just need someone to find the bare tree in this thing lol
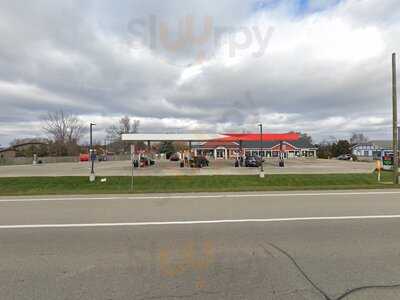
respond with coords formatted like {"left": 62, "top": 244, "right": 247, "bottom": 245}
{"left": 119, "top": 116, "right": 131, "bottom": 134}
{"left": 350, "top": 133, "right": 369, "bottom": 145}
{"left": 42, "top": 110, "right": 86, "bottom": 144}
{"left": 106, "top": 117, "right": 140, "bottom": 141}
{"left": 105, "top": 124, "right": 121, "bottom": 142}
{"left": 105, "top": 116, "right": 141, "bottom": 153}
{"left": 131, "top": 119, "right": 140, "bottom": 134}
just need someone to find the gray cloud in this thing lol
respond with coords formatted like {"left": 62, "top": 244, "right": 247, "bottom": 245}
{"left": 0, "top": 0, "right": 399, "bottom": 146}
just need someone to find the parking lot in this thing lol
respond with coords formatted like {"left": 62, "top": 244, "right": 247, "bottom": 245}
{"left": 0, "top": 158, "right": 375, "bottom": 177}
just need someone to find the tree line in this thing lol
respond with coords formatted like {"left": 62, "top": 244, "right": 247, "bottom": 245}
{"left": 316, "top": 133, "right": 369, "bottom": 159}
{"left": 9, "top": 111, "right": 142, "bottom": 157}
{"left": 7, "top": 109, "right": 370, "bottom": 159}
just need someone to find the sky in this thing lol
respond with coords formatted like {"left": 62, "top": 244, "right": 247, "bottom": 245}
{"left": 0, "top": 0, "right": 399, "bottom": 146}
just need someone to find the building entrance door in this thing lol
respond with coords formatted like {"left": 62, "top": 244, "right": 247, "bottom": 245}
{"left": 216, "top": 149, "right": 226, "bottom": 159}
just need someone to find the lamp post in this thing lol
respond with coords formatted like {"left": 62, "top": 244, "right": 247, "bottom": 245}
{"left": 89, "top": 122, "right": 96, "bottom": 182}
{"left": 258, "top": 123, "right": 265, "bottom": 178}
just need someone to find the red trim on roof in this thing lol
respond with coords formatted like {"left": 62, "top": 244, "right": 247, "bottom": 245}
{"left": 214, "top": 132, "right": 300, "bottom": 142}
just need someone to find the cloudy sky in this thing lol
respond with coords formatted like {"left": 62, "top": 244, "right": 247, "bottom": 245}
{"left": 0, "top": 0, "right": 399, "bottom": 146}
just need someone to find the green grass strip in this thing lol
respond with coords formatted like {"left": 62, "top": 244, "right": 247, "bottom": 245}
{"left": 0, "top": 172, "right": 397, "bottom": 196}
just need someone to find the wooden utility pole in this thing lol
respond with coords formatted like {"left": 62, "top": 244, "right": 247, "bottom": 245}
{"left": 393, "top": 53, "right": 399, "bottom": 184}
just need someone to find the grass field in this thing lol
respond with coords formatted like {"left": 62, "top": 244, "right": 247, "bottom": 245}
{"left": 0, "top": 172, "right": 396, "bottom": 196}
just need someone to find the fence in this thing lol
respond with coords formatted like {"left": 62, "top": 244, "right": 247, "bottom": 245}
{"left": 0, "top": 154, "right": 131, "bottom": 166}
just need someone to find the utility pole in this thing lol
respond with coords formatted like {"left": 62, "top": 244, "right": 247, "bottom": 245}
{"left": 89, "top": 122, "right": 96, "bottom": 182}
{"left": 258, "top": 123, "right": 265, "bottom": 178}
{"left": 393, "top": 53, "right": 399, "bottom": 184}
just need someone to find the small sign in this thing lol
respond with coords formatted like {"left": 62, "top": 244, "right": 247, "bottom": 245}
{"left": 90, "top": 152, "right": 97, "bottom": 162}
{"left": 382, "top": 155, "right": 393, "bottom": 166}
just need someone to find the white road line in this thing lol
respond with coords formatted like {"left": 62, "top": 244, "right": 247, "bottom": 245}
{"left": 0, "top": 190, "right": 400, "bottom": 203}
{"left": 1, "top": 215, "right": 400, "bottom": 229}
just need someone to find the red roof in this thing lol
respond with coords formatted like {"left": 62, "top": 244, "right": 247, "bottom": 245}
{"left": 215, "top": 132, "right": 300, "bottom": 142}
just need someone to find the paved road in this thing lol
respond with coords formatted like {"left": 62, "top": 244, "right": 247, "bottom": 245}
{"left": 1, "top": 190, "right": 400, "bottom": 299}
{"left": 0, "top": 159, "right": 375, "bottom": 177}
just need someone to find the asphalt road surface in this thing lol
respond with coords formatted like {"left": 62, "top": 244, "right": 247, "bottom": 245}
{"left": 2, "top": 190, "right": 400, "bottom": 299}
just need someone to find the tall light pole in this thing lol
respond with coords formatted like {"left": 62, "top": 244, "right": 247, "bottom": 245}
{"left": 393, "top": 53, "right": 399, "bottom": 184}
{"left": 89, "top": 122, "right": 96, "bottom": 182}
{"left": 258, "top": 123, "right": 265, "bottom": 178}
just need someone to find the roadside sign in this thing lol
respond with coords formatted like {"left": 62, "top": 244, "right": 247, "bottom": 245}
{"left": 382, "top": 152, "right": 400, "bottom": 171}
{"left": 90, "top": 152, "right": 97, "bottom": 162}
{"left": 383, "top": 155, "right": 393, "bottom": 165}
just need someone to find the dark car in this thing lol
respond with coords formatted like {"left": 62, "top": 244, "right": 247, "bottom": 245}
{"left": 190, "top": 156, "right": 209, "bottom": 168}
{"left": 245, "top": 156, "right": 263, "bottom": 167}
{"left": 169, "top": 153, "right": 180, "bottom": 161}
{"left": 139, "top": 156, "right": 155, "bottom": 167}
{"left": 98, "top": 155, "right": 108, "bottom": 162}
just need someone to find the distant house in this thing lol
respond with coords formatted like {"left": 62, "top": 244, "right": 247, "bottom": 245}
{"left": 352, "top": 140, "right": 398, "bottom": 161}
{"left": 193, "top": 140, "right": 317, "bottom": 159}
{"left": 0, "top": 148, "right": 17, "bottom": 159}
{"left": 0, "top": 141, "right": 47, "bottom": 160}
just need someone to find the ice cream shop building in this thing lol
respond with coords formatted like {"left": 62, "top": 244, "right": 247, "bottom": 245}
{"left": 193, "top": 140, "right": 317, "bottom": 159}
{"left": 122, "top": 132, "right": 317, "bottom": 160}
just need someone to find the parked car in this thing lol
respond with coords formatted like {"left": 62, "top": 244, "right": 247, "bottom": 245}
{"left": 337, "top": 154, "right": 352, "bottom": 160}
{"left": 140, "top": 156, "right": 155, "bottom": 167}
{"left": 133, "top": 156, "right": 155, "bottom": 168}
{"left": 98, "top": 155, "right": 108, "bottom": 162}
{"left": 79, "top": 153, "right": 89, "bottom": 162}
{"left": 245, "top": 156, "right": 263, "bottom": 167}
{"left": 169, "top": 153, "right": 180, "bottom": 161}
{"left": 190, "top": 156, "right": 209, "bottom": 168}
{"left": 98, "top": 153, "right": 114, "bottom": 162}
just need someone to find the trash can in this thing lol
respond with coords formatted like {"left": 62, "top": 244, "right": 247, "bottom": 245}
{"left": 180, "top": 161, "right": 184, "bottom": 168}
{"left": 133, "top": 160, "right": 139, "bottom": 168}
{"left": 279, "top": 160, "right": 285, "bottom": 168}
{"left": 235, "top": 160, "right": 239, "bottom": 168}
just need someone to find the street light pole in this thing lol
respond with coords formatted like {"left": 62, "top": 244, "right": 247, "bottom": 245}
{"left": 393, "top": 53, "right": 399, "bottom": 184}
{"left": 258, "top": 123, "right": 265, "bottom": 178}
{"left": 89, "top": 122, "right": 96, "bottom": 182}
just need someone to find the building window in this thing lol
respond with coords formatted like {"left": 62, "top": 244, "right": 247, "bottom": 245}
{"left": 372, "top": 151, "right": 382, "bottom": 159}
{"left": 216, "top": 149, "right": 225, "bottom": 159}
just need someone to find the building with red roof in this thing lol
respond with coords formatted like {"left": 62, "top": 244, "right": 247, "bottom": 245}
{"left": 193, "top": 139, "right": 317, "bottom": 160}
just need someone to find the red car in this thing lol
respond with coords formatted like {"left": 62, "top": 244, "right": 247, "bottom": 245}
{"left": 79, "top": 153, "right": 89, "bottom": 162}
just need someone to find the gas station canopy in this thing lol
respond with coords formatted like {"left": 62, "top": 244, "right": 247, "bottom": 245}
{"left": 121, "top": 132, "right": 300, "bottom": 142}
